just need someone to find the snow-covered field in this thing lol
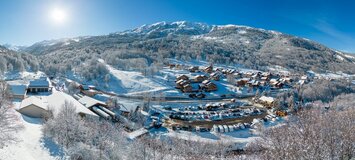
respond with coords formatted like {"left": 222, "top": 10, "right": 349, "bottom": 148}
{"left": 2, "top": 71, "right": 46, "bottom": 83}
{"left": 0, "top": 107, "right": 63, "bottom": 160}
{"left": 103, "top": 62, "right": 170, "bottom": 95}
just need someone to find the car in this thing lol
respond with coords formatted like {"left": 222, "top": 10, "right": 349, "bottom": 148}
{"left": 196, "top": 93, "right": 206, "bottom": 99}
{"left": 189, "top": 94, "right": 196, "bottom": 98}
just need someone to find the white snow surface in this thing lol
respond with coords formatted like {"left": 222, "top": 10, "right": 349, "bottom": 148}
{"left": 99, "top": 59, "right": 169, "bottom": 95}
{"left": 0, "top": 109, "right": 63, "bottom": 160}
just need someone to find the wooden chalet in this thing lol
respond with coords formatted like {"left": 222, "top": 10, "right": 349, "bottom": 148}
{"left": 258, "top": 96, "right": 275, "bottom": 108}
{"left": 199, "top": 80, "right": 217, "bottom": 92}
{"left": 210, "top": 72, "right": 222, "bottom": 81}
{"left": 236, "top": 78, "right": 250, "bottom": 87}
{"left": 192, "top": 75, "right": 208, "bottom": 83}
{"left": 176, "top": 79, "right": 189, "bottom": 89}
{"left": 203, "top": 65, "right": 213, "bottom": 73}
{"left": 182, "top": 84, "right": 193, "bottom": 93}
{"left": 176, "top": 75, "right": 189, "bottom": 81}
{"left": 188, "top": 66, "right": 199, "bottom": 72}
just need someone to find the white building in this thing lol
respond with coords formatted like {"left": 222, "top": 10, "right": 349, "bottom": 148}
{"left": 17, "top": 92, "right": 98, "bottom": 118}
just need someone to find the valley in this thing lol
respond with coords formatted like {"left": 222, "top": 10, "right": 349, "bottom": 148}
{"left": 0, "top": 21, "right": 354, "bottom": 159}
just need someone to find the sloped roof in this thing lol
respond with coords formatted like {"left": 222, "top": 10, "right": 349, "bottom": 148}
{"left": 10, "top": 85, "right": 27, "bottom": 96}
{"left": 259, "top": 96, "right": 275, "bottom": 103}
{"left": 28, "top": 78, "right": 49, "bottom": 88}
{"left": 46, "top": 92, "right": 97, "bottom": 117}
{"left": 19, "top": 96, "right": 48, "bottom": 110}
{"left": 77, "top": 95, "right": 106, "bottom": 108}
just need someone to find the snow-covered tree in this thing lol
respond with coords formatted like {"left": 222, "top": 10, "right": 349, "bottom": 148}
{"left": 42, "top": 101, "right": 87, "bottom": 148}
{"left": 0, "top": 81, "right": 23, "bottom": 148}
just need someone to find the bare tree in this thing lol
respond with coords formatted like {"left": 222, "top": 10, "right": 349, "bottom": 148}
{"left": 0, "top": 81, "right": 23, "bottom": 148}
{"left": 247, "top": 104, "right": 355, "bottom": 160}
{"left": 42, "top": 101, "right": 87, "bottom": 148}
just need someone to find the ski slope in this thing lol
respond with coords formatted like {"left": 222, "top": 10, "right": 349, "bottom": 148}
{"left": 99, "top": 59, "right": 169, "bottom": 95}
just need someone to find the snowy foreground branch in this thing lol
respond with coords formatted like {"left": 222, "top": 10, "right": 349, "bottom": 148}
{"left": 0, "top": 81, "right": 23, "bottom": 148}
{"left": 246, "top": 100, "right": 355, "bottom": 160}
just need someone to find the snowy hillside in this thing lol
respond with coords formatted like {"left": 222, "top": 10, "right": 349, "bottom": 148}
{"left": 20, "top": 21, "right": 355, "bottom": 75}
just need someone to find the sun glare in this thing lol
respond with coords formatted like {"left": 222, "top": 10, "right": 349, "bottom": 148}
{"left": 50, "top": 8, "right": 67, "bottom": 25}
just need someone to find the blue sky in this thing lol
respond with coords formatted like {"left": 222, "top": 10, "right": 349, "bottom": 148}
{"left": 0, "top": 0, "right": 354, "bottom": 52}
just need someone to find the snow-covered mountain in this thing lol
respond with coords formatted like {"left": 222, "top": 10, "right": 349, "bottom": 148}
{"left": 2, "top": 44, "right": 27, "bottom": 52}
{"left": 21, "top": 36, "right": 91, "bottom": 55}
{"left": 20, "top": 21, "right": 355, "bottom": 74}
{"left": 118, "top": 21, "right": 212, "bottom": 37}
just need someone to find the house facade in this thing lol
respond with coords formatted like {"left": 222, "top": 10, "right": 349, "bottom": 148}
{"left": 27, "top": 77, "right": 52, "bottom": 93}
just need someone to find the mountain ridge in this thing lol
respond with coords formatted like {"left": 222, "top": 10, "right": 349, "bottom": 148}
{"left": 4, "top": 21, "right": 355, "bottom": 75}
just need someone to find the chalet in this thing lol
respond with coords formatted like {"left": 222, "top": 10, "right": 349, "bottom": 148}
{"left": 224, "top": 69, "right": 236, "bottom": 75}
{"left": 176, "top": 79, "right": 189, "bottom": 89}
{"left": 261, "top": 72, "right": 272, "bottom": 78}
{"left": 275, "top": 82, "right": 284, "bottom": 88}
{"left": 18, "top": 96, "right": 48, "bottom": 118}
{"left": 9, "top": 85, "right": 27, "bottom": 100}
{"left": 176, "top": 75, "right": 189, "bottom": 81}
{"left": 188, "top": 66, "right": 199, "bottom": 72}
{"left": 245, "top": 72, "right": 254, "bottom": 78}
{"left": 260, "top": 76, "right": 269, "bottom": 81}
{"left": 269, "top": 78, "right": 279, "bottom": 86}
{"left": 283, "top": 77, "right": 293, "bottom": 83}
{"left": 27, "top": 77, "right": 52, "bottom": 93}
{"left": 258, "top": 96, "right": 275, "bottom": 107}
{"left": 203, "top": 65, "right": 213, "bottom": 73}
{"left": 182, "top": 84, "right": 193, "bottom": 93}
{"left": 249, "top": 80, "right": 260, "bottom": 87}
{"left": 192, "top": 75, "right": 208, "bottom": 83}
{"left": 199, "top": 80, "right": 217, "bottom": 92}
{"left": 236, "top": 78, "right": 250, "bottom": 87}
{"left": 18, "top": 92, "right": 98, "bottom": 119}
{"left": 210, "top": 72, "right": 222, "bottom": 81}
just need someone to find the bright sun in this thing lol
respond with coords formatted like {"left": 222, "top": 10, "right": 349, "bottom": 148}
{"left": 50, "top": 8, "right": 67, "bottom": 24}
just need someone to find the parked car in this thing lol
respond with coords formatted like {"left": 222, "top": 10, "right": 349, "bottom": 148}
{"left": 196, "top": 93, "right": 206, "bottom": 99}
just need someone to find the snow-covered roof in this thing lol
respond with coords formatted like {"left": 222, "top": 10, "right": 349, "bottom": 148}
{"left": 9, "top": 85, "right": 27, "bottom": 96}
{"left": 127, "top": 128, "right": 149, "bottom": 140}
{"left": 19, "top": 96, "right": 48, "bottom": 110}
{"left": 259, "top": 96, "right": 275, "bottom": 103}
{"left": 77, "top": 95, "right": 106, "bottom": 108}
{"left": 28, "top": 78, "right": 49, "bottom": 88}
{"left": 46, "top": 92, "right": 98, "bottom": 117}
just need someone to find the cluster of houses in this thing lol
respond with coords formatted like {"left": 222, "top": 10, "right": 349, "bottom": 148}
{"left": 7, "top": 76, "right": 131, "bottom": 123}
{"left": 175, "top": 74, "right": 217, "bottom": 93}
{"left": 235, "top": 71, "right": 311, "bottom": 90}
{"left": 174, "top": 65, "right": 236, "bottom": 93}
{"left": 236, "top": 72, "right": 292, "bottom": 89}
{"left": 17, "top": 92, "right": 98, "bottom": 119}
{"left": 9, "top": 77, "right": 53, "bottom": 100}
